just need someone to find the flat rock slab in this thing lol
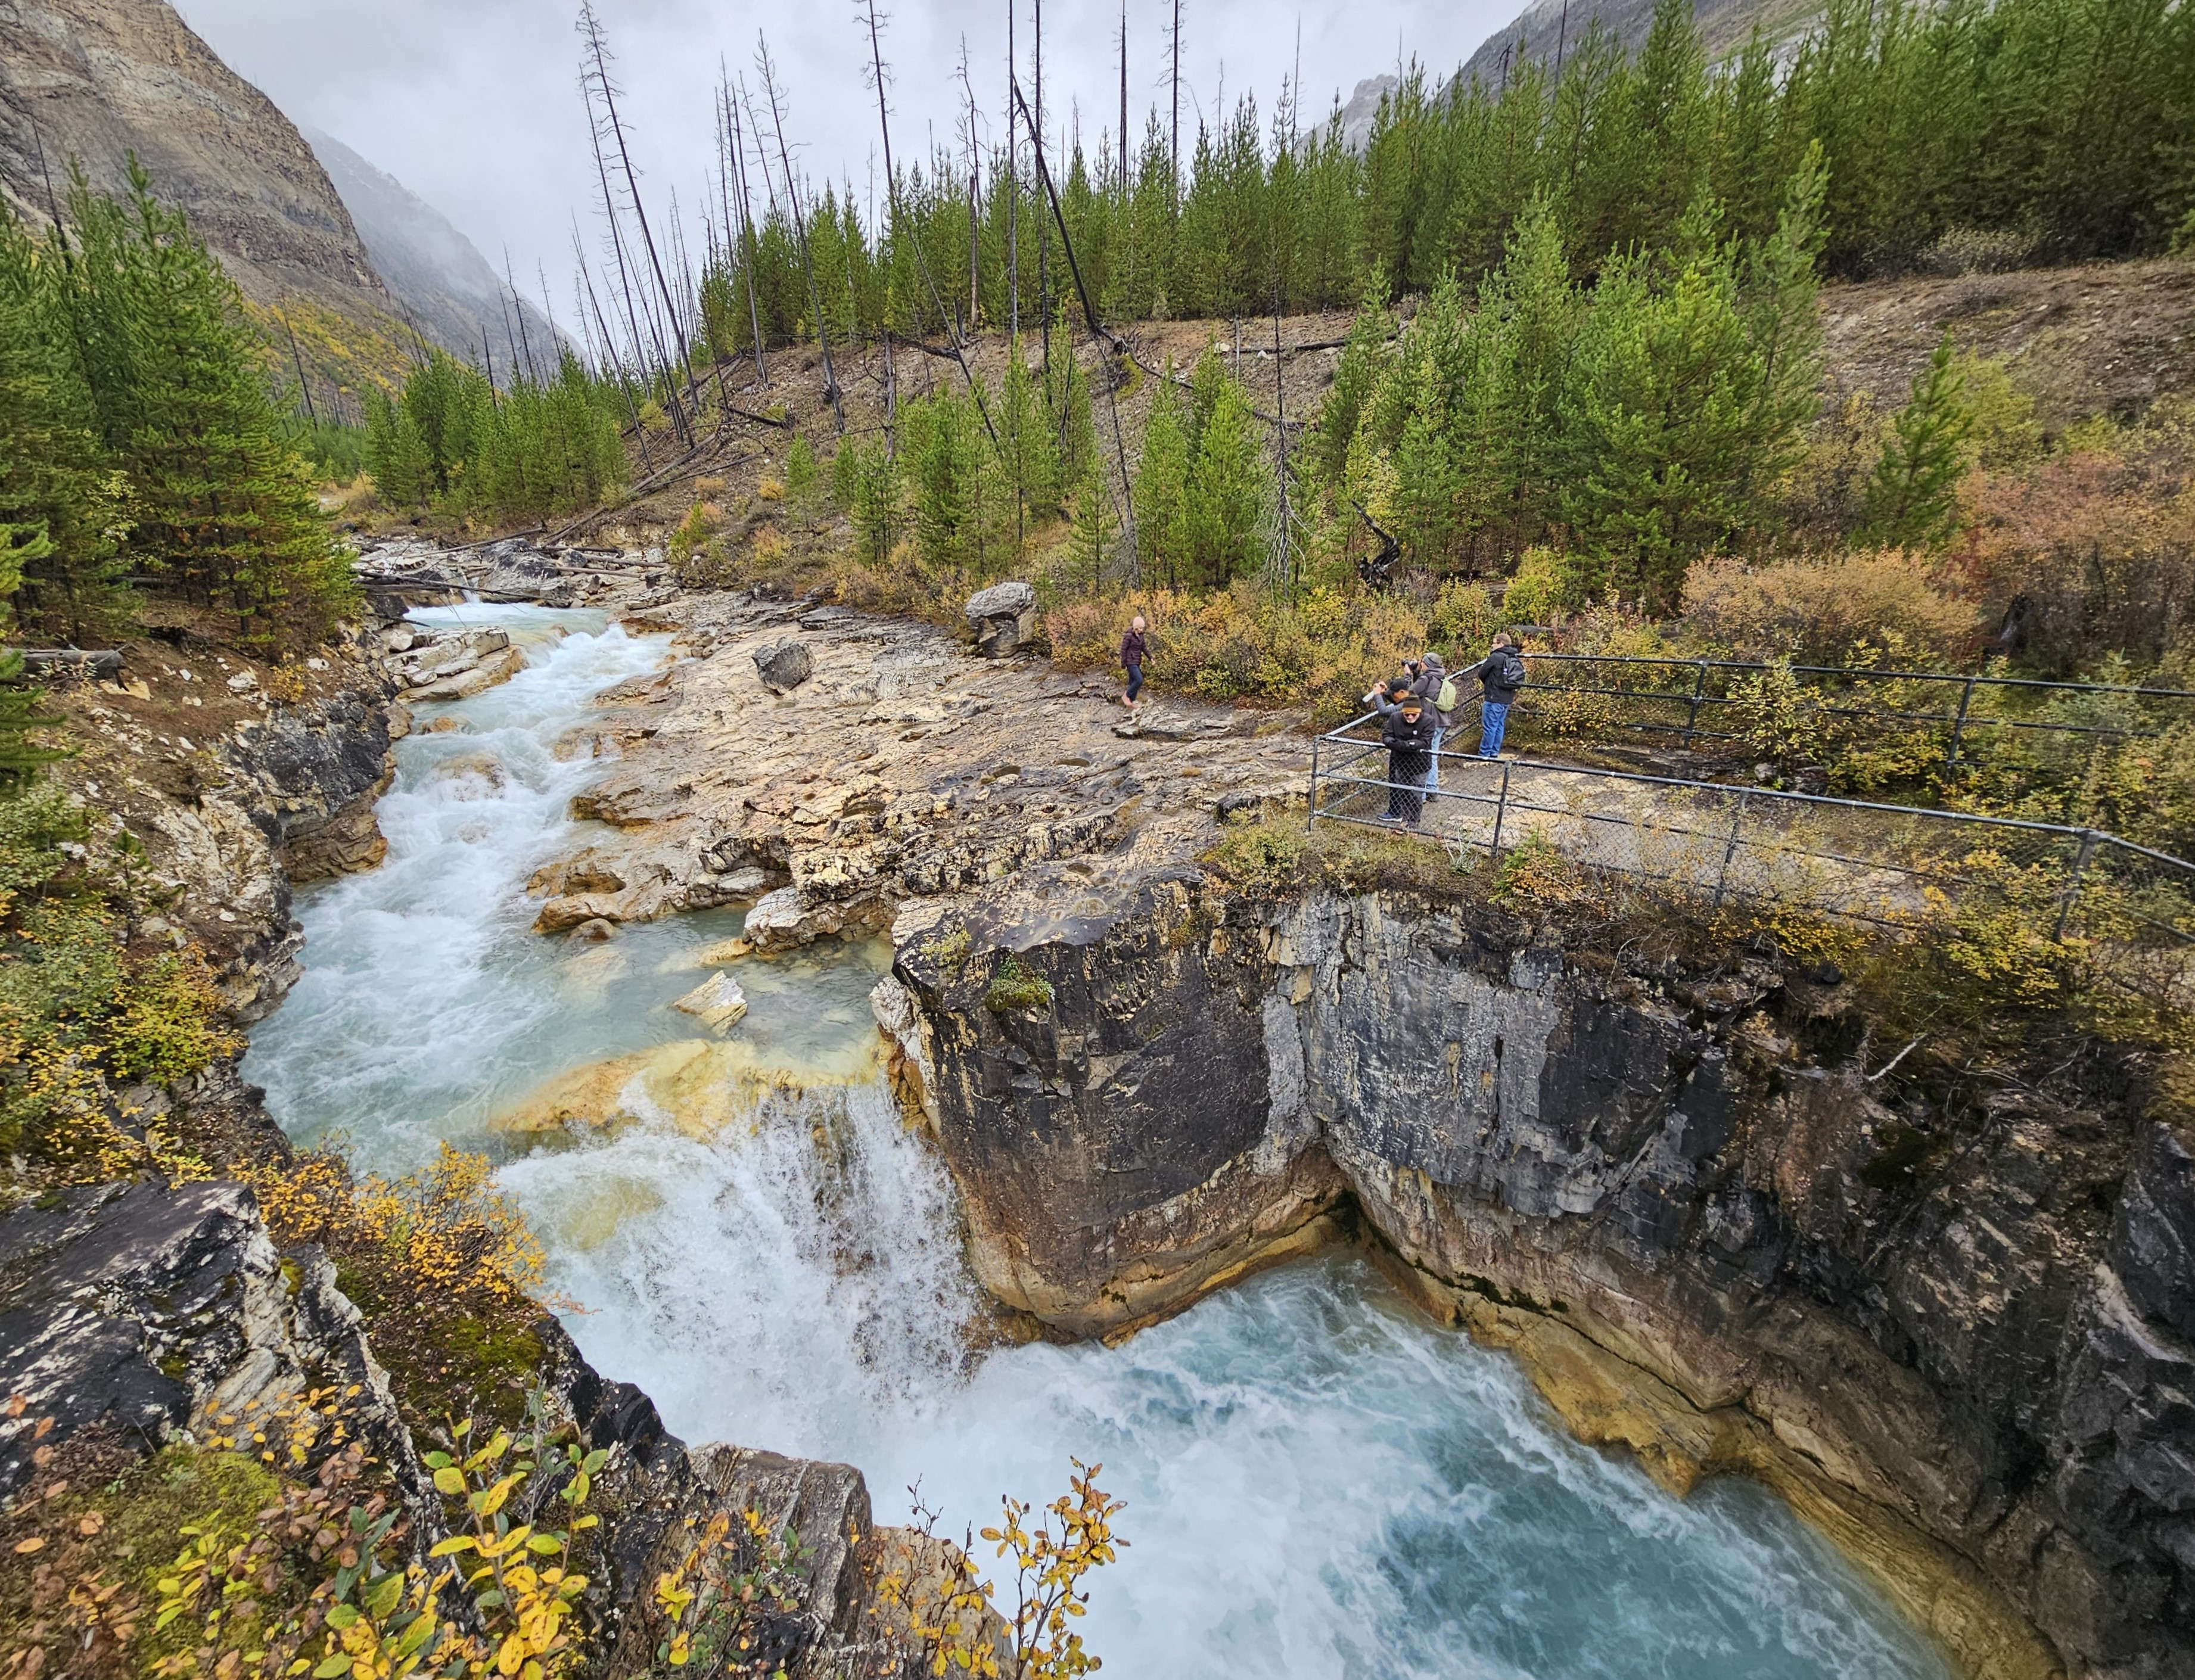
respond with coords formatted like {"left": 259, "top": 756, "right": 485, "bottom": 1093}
{"left": 525, "top": 596, "right": 1311, "bottom": 950}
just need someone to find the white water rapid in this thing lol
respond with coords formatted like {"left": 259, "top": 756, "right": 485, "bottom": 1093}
{"left": 247, "top": 609, "right": 1957, "bottom": 1680}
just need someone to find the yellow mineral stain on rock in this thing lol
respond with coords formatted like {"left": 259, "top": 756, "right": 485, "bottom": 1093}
{"left": 494, "top": 1036, "right": 882, "bottom": 1138}
{"left": 546, "top": 1175, "right": 668, "bottom": 1252}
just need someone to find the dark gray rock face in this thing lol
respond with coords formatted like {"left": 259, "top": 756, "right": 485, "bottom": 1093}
{"left": 0, "top": 1181, "right": 404, "bottom": 1502}
{"left": 753, "top": 639, "right": 816, "bottom": 694}
{"left": 897, "top": 882, "right": 2194, "bottom": 1680}
{"left": 222, "top": 656, "right": 400, "bottom": 882}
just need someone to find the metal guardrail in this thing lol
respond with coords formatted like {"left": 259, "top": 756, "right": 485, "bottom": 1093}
{"left": 1501, "top": 651, "right": 2195, "bottom": 763}
{"left": 1308, "top": 714, "right": 2194, "bottom": 1007}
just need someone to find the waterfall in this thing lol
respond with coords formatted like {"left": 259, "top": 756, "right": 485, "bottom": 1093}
{"left": 247, "top": 608, "right": 1955, "bottom": 1680}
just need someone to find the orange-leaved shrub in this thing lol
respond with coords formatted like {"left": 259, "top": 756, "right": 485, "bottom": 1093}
{"left": 1954, "top": 397, "right": 2195, "bottom": 673}
{"left": 1043, "top": 582, "right": 1436, "bottom": 723}
{"left": 1681, "top": 551, "right": 1983, "bottom": 664}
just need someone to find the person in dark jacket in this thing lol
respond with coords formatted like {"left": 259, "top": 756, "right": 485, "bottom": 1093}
{"left": 1382, "top": 690, "right": 1437, "bottom": 826}
{"left": 1457, "top": 633, "right": 1526, "bottom": 758}
{"left": 1118, "top": 615, "right": 1147, "bottom": 708}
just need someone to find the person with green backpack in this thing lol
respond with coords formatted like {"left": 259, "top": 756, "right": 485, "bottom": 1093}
{"left": 1456, "top": 634, "right": 1527, "bottom": 759}
{"left": 1419, "top": 652, "right": 1456, "bottom": 800}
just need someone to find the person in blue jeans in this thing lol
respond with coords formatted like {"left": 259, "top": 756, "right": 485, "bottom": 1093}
{"left": 1460, "top": 633, "right": 1526, "bottom": 758}
{"left": 1117, "top": 615, "right": 1147, "bottom": 710}
{"left": 1417, "top": 651, "right": 1451, "bottom": 798}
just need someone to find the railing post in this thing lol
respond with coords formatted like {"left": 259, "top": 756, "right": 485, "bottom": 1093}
{"left": 1488, "top": 760, "right": 1513, "bottom": 858}
{"left": 1307, "top": 734, "right": 1320, "bottom": 832}
{"left": 1683, "top": 658, "right": 1708, "bottom": 747}
{"left": 1712, "top": 790, "right": 1750, "bottom": 907}
{"left": 2054, "top": 828, "right": 2098, "bottom": 940}
{"left": 1946, "top": 674, "right": 1978, "bottom": 768}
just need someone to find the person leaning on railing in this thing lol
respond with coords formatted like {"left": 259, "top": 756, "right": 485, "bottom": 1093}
{"left": 1379, "top": 686, "right": 1438, "bottom": 827}
{"left": 1454, "top": 633, "right": 1527, "bottom": 759}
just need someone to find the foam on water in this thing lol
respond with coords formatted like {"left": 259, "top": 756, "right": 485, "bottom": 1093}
{"left": 247, "top": 608, "right": 1955, "bottom": 1680}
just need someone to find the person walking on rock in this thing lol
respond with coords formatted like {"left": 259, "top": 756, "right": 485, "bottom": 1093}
{"left": 1459, "top": 633, "right": 1527, "bottom": 759}
{"left": 1118, "top": 615, "right": 1147, "bottom": 710}
{"left": 1382, "top": 689, "right": 1437, "bottom": 827}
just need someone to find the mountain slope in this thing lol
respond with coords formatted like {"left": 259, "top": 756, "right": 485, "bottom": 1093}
{"left": 303, "top": 127, "right": 564, "bottom": 379}
{"left": 1460, "top": 0, "right": 1821, "bottom": 83}
{"left": 0, "top": 0, "right": 416, "bottom": 389}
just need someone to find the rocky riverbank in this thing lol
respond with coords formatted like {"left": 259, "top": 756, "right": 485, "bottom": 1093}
{"left": 537, "top": 586, "right": 2188, "bottom": 1680}
{"left": 1, "top": 553, "right": 966, "bottom": 1677}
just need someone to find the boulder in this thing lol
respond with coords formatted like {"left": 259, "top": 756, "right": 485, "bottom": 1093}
{"left": 671, "top": 969, "right": 749, "bottom": 1032}
{"left": 403, "top": 642, "right": 527, "bottom": 702}
{"left": 752, "top": 639, "right": 815, "bottom": 693}
{"left": 742, "top": 885, "right": 863, "bottom": 953}
{"left": 964, "top": 580, "right": 1038, "bottom": 657}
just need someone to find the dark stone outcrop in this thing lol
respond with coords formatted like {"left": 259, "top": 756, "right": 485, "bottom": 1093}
{"left": 223, "top": 663, "right": 400, "bottom": 881}
{"left": 896, "top": 879, "right": 2194, "bottom": 1680}
{"left": 753, "top": 639, "right": 816, "bottom": 693}
{"left": 963, "top": 581, "right": 1038, "bottom": 658}
{"left": 0, "top": 1179, "right": 932, "bottom": 1679}
{"left": 0, "top": 1180, "right": 405, "bottom": 1503}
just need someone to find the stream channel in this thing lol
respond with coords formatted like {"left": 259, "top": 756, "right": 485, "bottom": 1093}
{"left": 245, "top": 608, "right": 1958, "bottom": 1680}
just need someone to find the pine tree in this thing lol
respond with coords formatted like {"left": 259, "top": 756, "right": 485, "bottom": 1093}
{"left": 1481, "top": 198, "right": 1582, "bottom": 553}
{"left": 0, "top": 205, "right": 128, "bottom": 643}
{"left": 996, "top": 341, "right": 1059, "bottom": 542}
{"left": 70, "top": 166, "right": 352, "bottom": 648}
{"left": 1860, "top": 329, "right": 1972, "bottom": 550}
{"left": 1184, "top": 361, "right": 1265, "bottom": 588}
{"left": 1561, "top": 246, "right": 1762, "bottom": 608}
{"left": 0, "top": 653, "right": 66, "bottom": 790}
{"left": 1735, "top": 144, "right": 1829, "bottom": 495}
{"left": 907, "top": 391, "right": 988, "bottom": 571}
{"left": 1133, "top": 366, "right": 1191, "bottom": 589}
{"left": 1067, "top": 456, "right": 1118, "bottom": 596}
{"left": 365, "top": 389, "right": 431, "bottom": 508}
{"left": 1306, "top": 266, "right": 1391, "bottom": 487}
{"left": 783, "top": 434, "right": 819, "bottom": 515}
{"left": 847, "top": 435, "right": 902, "bottom": 567}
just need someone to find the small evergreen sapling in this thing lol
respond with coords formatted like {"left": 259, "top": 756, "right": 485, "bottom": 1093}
{"left": 0, "top": 653, "right": 66, "bottom": 791}
{"left": 1861, "top": 329, "right": 1973, "bottom": 550}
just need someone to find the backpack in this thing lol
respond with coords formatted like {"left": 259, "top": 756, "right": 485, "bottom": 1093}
{"left": 1435, "top": 674, "right": 1458, "bottom": 712}
{"left": 1493, "top": 649, "right": 1528, "bottom": 690}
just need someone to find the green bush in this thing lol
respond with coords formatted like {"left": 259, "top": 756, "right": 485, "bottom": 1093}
{"left": 984, "top": 955, "right": 1055, "bottom": 1013}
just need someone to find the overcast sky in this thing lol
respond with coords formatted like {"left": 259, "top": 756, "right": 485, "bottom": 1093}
{"left": 175, "top": 0, "right": 1518, "bottom": 313}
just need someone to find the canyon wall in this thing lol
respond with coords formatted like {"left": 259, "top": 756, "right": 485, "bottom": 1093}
{"left": 893, "top": 875, "right": 2192, "bottom": 1680}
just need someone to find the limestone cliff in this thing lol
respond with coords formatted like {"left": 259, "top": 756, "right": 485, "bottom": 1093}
{"left": 894, "top": 876, "right": 2190, "bottom": 1680}
{"left": 0, "top": 0, "right": 408, "bottom": 382}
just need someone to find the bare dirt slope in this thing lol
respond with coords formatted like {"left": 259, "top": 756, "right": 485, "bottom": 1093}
{"left": 1818, "top": 259, "right": 2195, "bottom": 425}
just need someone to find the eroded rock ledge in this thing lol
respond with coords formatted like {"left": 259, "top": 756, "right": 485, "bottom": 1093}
{"left": 891, "top": 876, "right": 2189, "bottom": 1680}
